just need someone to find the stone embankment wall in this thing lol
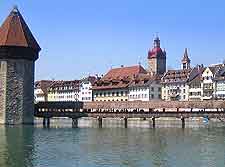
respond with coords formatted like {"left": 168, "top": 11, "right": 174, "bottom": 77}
{"left": 0, "top": 59, "right": 34, "bottom": 124}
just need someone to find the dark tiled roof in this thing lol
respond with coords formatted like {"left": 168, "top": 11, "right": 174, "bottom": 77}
{"left": 92, "top": 78, "right": 131, "bottom": 90}
{"left": 49, "top": 80, "right": 80, "bottom": 90}
{"left": 162, "top": 69, "right": 192, "bottom": 83}
{"left": 188, "top": 66, "right": 205, "bottom": 83}
{"left": 0, "top": 7, "right": 41, "bottom": 52}
{"left": 128, "top": 74, "right": 161, "bottom": 87}
{"left": 214, "top": 65, "right": 225, "bottom": 81}
{"left": 34, "top": 80, "right": 54, "bottom": 94}
{"left": 81, "top": 76, "right": 97, "bottom": 84}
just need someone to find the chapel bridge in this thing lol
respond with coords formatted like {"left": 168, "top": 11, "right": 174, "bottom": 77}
{"left": 34, "top": 101, "right": 225, "bottom": 128}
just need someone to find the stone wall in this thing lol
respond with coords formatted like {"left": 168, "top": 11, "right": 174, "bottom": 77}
{"left": 0, "top": 61, "right": 7, "bottom": 124}
{"left": 0, "top": 59, "right": 34, "bottom": 124}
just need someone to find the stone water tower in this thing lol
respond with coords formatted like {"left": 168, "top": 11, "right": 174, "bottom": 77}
{"left": 0, "top": 7, "right": 41, "bottom": 124}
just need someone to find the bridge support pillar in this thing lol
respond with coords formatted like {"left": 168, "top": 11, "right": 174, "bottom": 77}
{"left": 43, "top": 117, "right": 50, "bottom": 127}
{"left": 47, "top": 118, "right": 50, "bottom": 127}
{"left": 152, "top": 117, "right": 156, "bottom": 128}
{"left": 181, "top": 117, "right": 185, "bottom": 128}
{"left": 72, "top": 118, "right": 78, "bottom": 128}
{"left": 43, "top": 118, "right": 46, "bottom": 127}
{"left": 98, "top": 117, "right": 102, "bottom": 128}
{"left": 124, "top": 117, "right": 128, "bottom": 128}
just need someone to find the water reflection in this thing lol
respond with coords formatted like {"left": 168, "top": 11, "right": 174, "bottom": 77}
{"left": 0, "top": 126, "right": 224, "bottom": 167}
{"left": 0, "top": 126, "right": 34, "bottom": 167}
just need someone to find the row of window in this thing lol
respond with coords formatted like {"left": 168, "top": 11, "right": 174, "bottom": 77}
{"left": 189, "top": 92, "right": 201, "bottom": 96}
{"left": 49, "top": 91, "right": 79, "bottom": 94}
{"left": 82, "top": 97, "right": 92, "bottom": 100}
{"left": 81, "top": 91, "right": 91, "bottom": 95}
{"left": 95, "top": 99, "right": 128, "bottom": 102}
{"left": 50, "top": 86, "right": 78, "bottom": 91}
{"left": 129, "top": 94, "right": 161, "bottom": 99}
{"left": 129, "top": 94, "right": 148, "bottom": 99}
{"left": 129, "top": 87, "right": 161, "bottom": 92}
{"left": 203, "top": 76, "right": 212, "bottom": 80}
{"left": 167, "top": 89, "right": 186, "bottom": 94}
{"left": 49, "top": 95, "right": 79, "bottom": 99}
{"left": 95, "top": 91, "right": 128, "bottom": 97}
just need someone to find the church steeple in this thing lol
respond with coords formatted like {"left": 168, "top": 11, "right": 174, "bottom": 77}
{"left": 181, "top": 48, "right": 191, "bottom": 70}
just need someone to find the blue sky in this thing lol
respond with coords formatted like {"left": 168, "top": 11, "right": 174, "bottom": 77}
{"left": 0, "top": 0, "right": 225, "bottom": 80}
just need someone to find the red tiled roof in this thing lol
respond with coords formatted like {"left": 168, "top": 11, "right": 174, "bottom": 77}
{"left": 102, "top": 65, "right": 147, "bottom": 80}
{"left": 0, "top": 7, "right": 41, "bottom": 52}
{"left": 92, "top": 78, "right": 131, "bottom": 90}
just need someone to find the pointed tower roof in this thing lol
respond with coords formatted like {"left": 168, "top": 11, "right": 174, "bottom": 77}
{"left": 182, "top": 48, "right": 190, "bottom": 63}
{"left": 0, "top": 6, "right": 41, "bottom": 52}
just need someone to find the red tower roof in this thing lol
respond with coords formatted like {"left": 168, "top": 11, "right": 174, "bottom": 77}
{"left": 147, "top": 36, "right": 166, "bottom": 59}
{"left": 0, "top": 7, "right": 41, "bottom": 52}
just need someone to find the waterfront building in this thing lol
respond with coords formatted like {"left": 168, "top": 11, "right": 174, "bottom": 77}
{"left": 128, "top": 75, "right": 162, "bottom": 101}
{"left": 162, "top": 49, "right": 191, "bottom": 101}
{"left": 201, "top": 65, "right": 222, "bottom": 100}
{"left": 79, "top": 76, "right": 96, "bottom": 102}
{"left": 92, "top": 65, "right": 147, "bottom": 101}
{"left": 0, "top": 7, "right": 41, "bottom": 124}
{"left": 147, "top": 36, "right": 166, "bottom": 75}
{"left": 188, "top": 65, "right": 205, "bottom": 101}
{"left": 212, "top": 65, "right": 225, "bottom": 100}
{"left": 48, "top": 80, "right": 80, "bottom": 101}
{"left": 34, "top": 80, "right": 53, "bottom": 102}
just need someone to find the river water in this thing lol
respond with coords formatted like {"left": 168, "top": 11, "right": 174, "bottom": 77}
{"left": 0, "top": 125, "right": 224, "bottom": 167}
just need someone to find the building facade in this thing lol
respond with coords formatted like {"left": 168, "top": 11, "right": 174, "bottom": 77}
{"left": 48, "top": 80, "right": 80, "bottom": 101}
{"left": 162, "top": 49, "right": 191, "bottom": 101}
{"left": 0, "top": 7, "right": 41, "bottom": 124}
{"left": 201, "top": 67, "right": 219, "bottom": 100}
{"left": 34, "top": 80, "right": 53, "bottom": 102}
{"left": 212, "top": 65, "right": 225, "bottom": 100}
{"left": 92, "top": 65, "right": 147, "bottom": 101}
{"left": 188, "top": 66, "right": 204, "bottom": 101}
{"left": 79, "top": 76, "right": 96, "bottom": 102}
{"left": 128, "top": 75, "right": 162, "bottom": 101}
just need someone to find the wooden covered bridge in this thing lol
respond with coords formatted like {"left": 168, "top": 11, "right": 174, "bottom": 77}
{"left": 34, "top": 100, "right": 225, "bottom": 128}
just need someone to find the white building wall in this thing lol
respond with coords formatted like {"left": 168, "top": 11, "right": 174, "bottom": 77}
{"left": 202, "top": 68, "right": 214, "bottom": 100}
{"left": 162, "top": 83, "right": 189, "bottom": 101}
{"left": 34, "top": 88, "right": 46, "bottom": 102}
{"left": 79, "top": 82, "right": 93, "bottom": 102}
{"left": 215, "top": 80, "right": 225, "bottom": 99}
{"left": 128, "top": 83, "right": 161, "bottom": 101}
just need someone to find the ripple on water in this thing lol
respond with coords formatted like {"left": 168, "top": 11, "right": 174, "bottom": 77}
{"left": 0, "top": 126, "right": 224, "bottom": 167}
